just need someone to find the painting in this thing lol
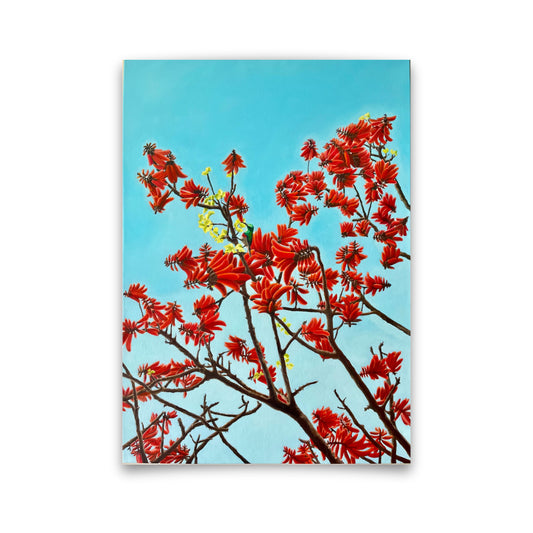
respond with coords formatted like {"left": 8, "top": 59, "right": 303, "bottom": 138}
{"left": 122, "top": 60, "right": 411, "bottom": 464}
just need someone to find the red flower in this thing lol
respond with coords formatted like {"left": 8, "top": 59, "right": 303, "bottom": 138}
{"left": 375, "top": 380, "right": 398, "bottom": 406}
{"left": 149, "top": 190, "right": 174, "bottom": 213}
{"left": 318, "top": 144, "right": 340, "bottom": 170}
{"left": 275, "top": 182, "right": 306, "bottom": 213}
{"left": 161, "top": 301, "right": 185, "bottom": 328}
{"left": 312, "top": 407, "right": 339, "bottom": 437}
{"left": 340, "top": 198, "right": 359, "bottom": 218}
{"left": 355, "top": 220, "right": 371, "bottom": 237}
{"left": 178, "top": 322, "right": 200, "bottom": 346}
{"left": 164, "top": 159, "right": 187, "bottom": 184}
{"left": 300, "top": 139, "right": 318, "bottom": 161}
{"left": 250, "top": 277, "right": 291, "bottom": 314}
{"left": 345, "top": 143, "right": 372, "bottom": 169}
{"left": 323, "top": 189, "right": 347, "bottom": 208}
{"left": 301, "top": 318, "right": 329, "bottom": 343}
{"left": 143, "top": 142, "right": 171, "bottom": 170}
{"left": 165, "top": 246, "right": 198, "bottom": 275}
{"left": 198, "top": 310, "right": 226, "bottom": 339}
{"left": 329, "top": 427, "right": 371, "bottom": 463}
{"left": 369, "top": 115, "right": 396, "bottom": 145}
{"left": 195, "top": 243, "right": 216, "bottom": 266}
{"left": 291, "top": 203, "right": 319, "bottom": 226}
{"left": 372, "top": 206, "right": 394, "bottom": 227}
{"left": 340, "top": 222, "right": 356, "bottom": 238}
{"left": 285, "top": 170, "right": 307, "bottom": 187}
{"left": 179, "top": 179, "right": 209, "bottom": 209}
{"left": 137, "top": 170, "right": 167, "bottom": 196}
{"left": 374, "top": 160, "right": 398, "bottom": 186}
{"left": 122, "top": 386, "right": 152, "bottom": 409}
{"left": 286, "top": 279, "right": 309, "bottom": 306}
{"left": 364, "top": 178, "right": 382, "bottom": 203}
{"left": 360, "top": 355, "right": 389, "bottom": 380}
{"left": 381, "top": 246, "right": 403, "bottom": 269}
{"left": 272, "top": 238, "right": 315, "bottom": 284}
{"left": 336, "top": 120, "right": 372, "bottom": 145}
{"left": 122, "top": 319, "right": 141, "bottom": 352}
{"left": 337, "top": 295, "right": 362, "bottom": 324}
{"left": 391, "top": 216, "right": 409, "bottom": 237}
{"left": 248, "top": 228, "right": 275, "bottom": 279}
{"left": 336, "top": 242, "right": 367, "bottom": 270}
{"left": 224, "top": 336, "right": 248, "bottom": 361}
{"left": 141, "top": 297, "right": 167, "bottom": 324}
{"left": 379, "top": 193, "right": 397, "bottom": 213}
{"left": 374, "top": 228, "right": 403, "bottom": 247}
{"left": 305, "top": 177, "right": 327, "bottom": 199}
{"left": 222, "top": 149, "right": 246, "bottom": 175}
{"left": 193, "top": 295, "right": 218, "bottom": 317}
{"left": 340, "top": 270, "right": 364, "bottom": 293}
{"left": 275, "top": 224, "right": 298, "bottom": 245}
{"left": 369, "top": 428, "right": 392, "bottom": 450}
{"left": 333, "top": 170, "right": 357, "bottom": 190}
{"left": 364, "top": 274, "right": 391, "bottom": 296}
{"left": 123, "top": 283, "right": 147, "bottom": 302}
{"left": 226, "top": 193, "right": 249, "bottom": 222}
{"left": 385, "top": 351, "right": 403, "bottom": 374}
{"left": 282, "top": 446, "right": 314, "bottom": 464}
{"left": 393, "top": 399, "right": 411, "bottom": 426}
{"left": 201, "top": 250, "right": 250, "bottom": 296}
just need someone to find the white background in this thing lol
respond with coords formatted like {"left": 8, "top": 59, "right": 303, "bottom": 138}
{"left": 1, "top": 1, "right": 532, "bottom": 531}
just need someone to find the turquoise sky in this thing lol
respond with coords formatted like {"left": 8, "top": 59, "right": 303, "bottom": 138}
{"left": 123, "top": 60, "right": 410, "bottom": 463}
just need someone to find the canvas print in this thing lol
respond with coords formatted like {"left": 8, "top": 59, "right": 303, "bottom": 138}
{"left": 122, "top": 60, "right": 411, "bottom": 464}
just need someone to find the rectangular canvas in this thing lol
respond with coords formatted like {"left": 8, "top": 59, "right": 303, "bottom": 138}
{"left": 122, "top": 60, "right": 411, "bottom": 464}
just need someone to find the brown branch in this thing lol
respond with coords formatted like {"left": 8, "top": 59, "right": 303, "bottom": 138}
{"left": 394, "top": 181, "right": 410, "bottom": 211}
{"left": 293, "top": 380, "right": 318, "bottom": 396}
{"left": 359, "top": 294, "right": 410, "bottom": 336}
{"left": 270, "top": 314, "right": 294, "bottom": 405}
{"left": 122, "top": 413, "right": 164, "bottom": 450}
{"left": 239, "top": 284, "right": 276, "bottom": 397}
{"left": 158, "top": 330, "right": 270, "bottom": 403}
{"left": 280, "top": 306, "right": 325, "bottom": 314}
{"left": 281, "top": 325, "right": 303, "bottom": 355}
{"left": 274, "top": 315, "right": 336, "bottom": 358}
{"left": 184, "top": 397, "right": 261, "bottom": 463}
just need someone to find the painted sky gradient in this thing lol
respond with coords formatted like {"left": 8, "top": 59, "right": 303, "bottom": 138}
{"left": 123, "top": 60, "right": 410, "bottom": 463}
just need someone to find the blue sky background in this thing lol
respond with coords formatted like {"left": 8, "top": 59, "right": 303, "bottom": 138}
{"left": 123, "top": 60, "right": 410, "bottom": 463}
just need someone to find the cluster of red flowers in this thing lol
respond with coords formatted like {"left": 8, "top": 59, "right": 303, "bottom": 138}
{"left": 360, "top": 349, "right": 411, "bottom": 426}
{"left": 223, "top": 336, "right": 278, "bottom": 388}
{"left": 283, "top": 406, "right": 391, "bottom": 464}
{"left": 122, "top": 281, "right": 226, "bottom": 351}
{"left": 138, "top": 143, "right": 188, "bottom": 213}
{"left": 129, "top": 411, "right": 190, "bottom": 464}
{"left": 165, "top": 245, "right": 249, "bottom": 297}
{"left": 274, "top": 115, "right": 408, "bottom": 270}
{"left": 135, "top": 358, "right": 203, "bottom": 398}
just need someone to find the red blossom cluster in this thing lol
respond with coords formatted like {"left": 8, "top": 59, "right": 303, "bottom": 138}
{"left": 223, "top": 336, "right": 279, "bottom": 387}
{"left": 359, "top": 348, "right": 411, "bottom": 426}
{"left": 283, "top": 406, "right": 392, "bottom": 464}
{"left": 129, "top": 411, "right": 190, "bottom": 464}
{"left": 138, "top": 143, "right": 188, "bottom": 213}
{"left": 274, "top": 115, "right": 408, "bottom": 270}
{"left": 165, "top": 245, "right": 249, "bottom": 296}
{"left": 122, "top": 281, "right": 227, "bottom": 349}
